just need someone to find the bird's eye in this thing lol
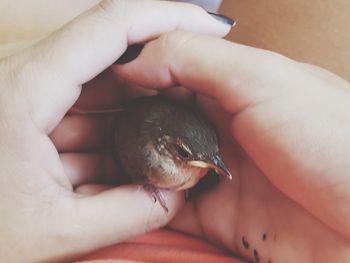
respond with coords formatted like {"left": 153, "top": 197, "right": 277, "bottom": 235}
{"left": 174, "top": 145, "right": 191, "bottom": 159}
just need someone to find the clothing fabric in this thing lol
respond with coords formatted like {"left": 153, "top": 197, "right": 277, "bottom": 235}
{"left": 77, "top": 229, "right": 244, "bottom": 263}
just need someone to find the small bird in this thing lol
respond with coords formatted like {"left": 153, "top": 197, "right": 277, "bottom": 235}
{"left": 113, "top": 96, "right": 232, "bottom": 211}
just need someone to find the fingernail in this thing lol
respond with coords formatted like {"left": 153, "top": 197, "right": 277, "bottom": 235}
{"left": 208, "top": 12, "right": 236, "bottom": 27}
{"left": 114, "top": 44, "right": 145, "bottom": 65}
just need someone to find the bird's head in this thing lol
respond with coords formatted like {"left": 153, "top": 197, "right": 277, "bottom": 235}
{"left": 138, "top": 96, "right": 232, "bottom": 190}
{"left": 149, "top": 123, "right": 232, "bottom": 190}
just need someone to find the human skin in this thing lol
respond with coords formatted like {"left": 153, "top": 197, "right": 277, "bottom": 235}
{"left": 0, "top": 1, "right": 230, "bottom": 262}
{"left": 2, "top": 0, "right": 350, "bottom": 262}
{"left": 115, "top": 31, "right": 350, "bottom": 262}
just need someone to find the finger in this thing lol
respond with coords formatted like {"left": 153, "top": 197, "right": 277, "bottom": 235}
{"left": 50, "top": 115, "right": 113, "bottom": 152}
{"left": 57, "top": 186, "right": 184, "bottom": 260}
{"left": 60, "top": 152, "right": 119, "bottom": 187}
{"left": 75, "top": 184, "right": 114, "bottom": 195}
{"left": 115, "top": 30, "right": 302, "bottom": 114}
{"left": 11, "top": 0, "right": 231, "bottom": 133}
{"left": 298, "top": 62, "right": 350, "bottom": 89}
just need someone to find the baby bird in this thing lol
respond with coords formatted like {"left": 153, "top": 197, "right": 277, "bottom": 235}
{"left": 113, "top": 96, "right": 232, "bottom": 211}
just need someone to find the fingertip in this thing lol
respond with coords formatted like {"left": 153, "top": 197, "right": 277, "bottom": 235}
{"left": 53, "top": 185, "right": 186, "bottom": 260}
{"left": 176, "top": 3, "right": 233, "bottom": 37}
{"left": 72, "top": 185, "right": 185, "bottom": 241}
{"left": 208, "top": 12, "right": 237, "bottom": 28}
{"left": 112, "top": 45, "right": 175, "bottom": 89}
{"left": 75, "top": 184, "right": 114, "bottom": 195}
{"left": 205, "top": 13, "right": 233, "bottom": 37}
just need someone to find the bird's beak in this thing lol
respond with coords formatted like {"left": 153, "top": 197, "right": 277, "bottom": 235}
{"left": 212, "top": 155, "right": 233, "bottom": 180}
{"left": 187, "top": 155, "right": 232, "bottom": 180}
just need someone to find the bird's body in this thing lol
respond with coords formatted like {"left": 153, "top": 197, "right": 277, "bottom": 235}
{"left": 113, "top": 96, "right": 213, "bottom": 188}
{"left": 112, "top": 96, "right": 232, "bottom": 210}
{"left": 72, "top": 96, "right": 231, "bottom": 211}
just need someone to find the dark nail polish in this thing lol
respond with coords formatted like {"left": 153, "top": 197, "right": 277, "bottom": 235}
{"left": 114, "top": 44, "right": 145, "bottom": 65}
{"left": 208, "top": 12, "right": 236, "bottom": 27}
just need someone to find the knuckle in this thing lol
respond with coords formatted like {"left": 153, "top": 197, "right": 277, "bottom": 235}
{"left": 98, "top": 0, "right": 127, "bottom": 18}
{"left": 98, "top": 0, "right": 120, "bottom": 12}
{"left": 157, "top": 31, "right": 197, "bottom": 54}
{"left": 96, "top": 0, "right": 131, "bottom": 30}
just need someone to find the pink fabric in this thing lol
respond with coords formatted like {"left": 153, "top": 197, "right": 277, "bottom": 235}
{"left": 77, "top": 229, "right": 244, "bottom": 263}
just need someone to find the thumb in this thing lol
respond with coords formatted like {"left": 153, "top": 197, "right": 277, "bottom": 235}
{"left": 56, "top": 185, "right": 184, "bottom": 261}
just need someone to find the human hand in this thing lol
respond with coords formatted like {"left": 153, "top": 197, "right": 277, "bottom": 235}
{"left": 115, "top": 31, "right": 350, "bottom": 262}
{"left": 0, "top": 2, "right": 230, "bottom": 262}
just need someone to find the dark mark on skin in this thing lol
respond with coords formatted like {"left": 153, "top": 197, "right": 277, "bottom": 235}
{"left": 262, "top": 233, "right": 267, "bottom": 241}
{"left": 268, "top": 260, "right": 271, "bottom": 263}
{"left": 253, "top": 249, "right": 259, "bottom": 262}
{"left": 242, "top": 236, "right": 250, "bottom": 249}
{"left": 273, "top": 233, "right": 277, "bottom": 241}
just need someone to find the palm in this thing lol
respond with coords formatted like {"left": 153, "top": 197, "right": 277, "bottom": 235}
{"left": 170, "top": 101, "right": 348, "bottom": 263}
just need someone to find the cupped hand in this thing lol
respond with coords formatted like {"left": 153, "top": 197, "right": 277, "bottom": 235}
{"left": 0, "top": 1, "right": 230, "bottom": 262}
{"left": 115, "top": 31, "right": 350, "bottom": 262}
